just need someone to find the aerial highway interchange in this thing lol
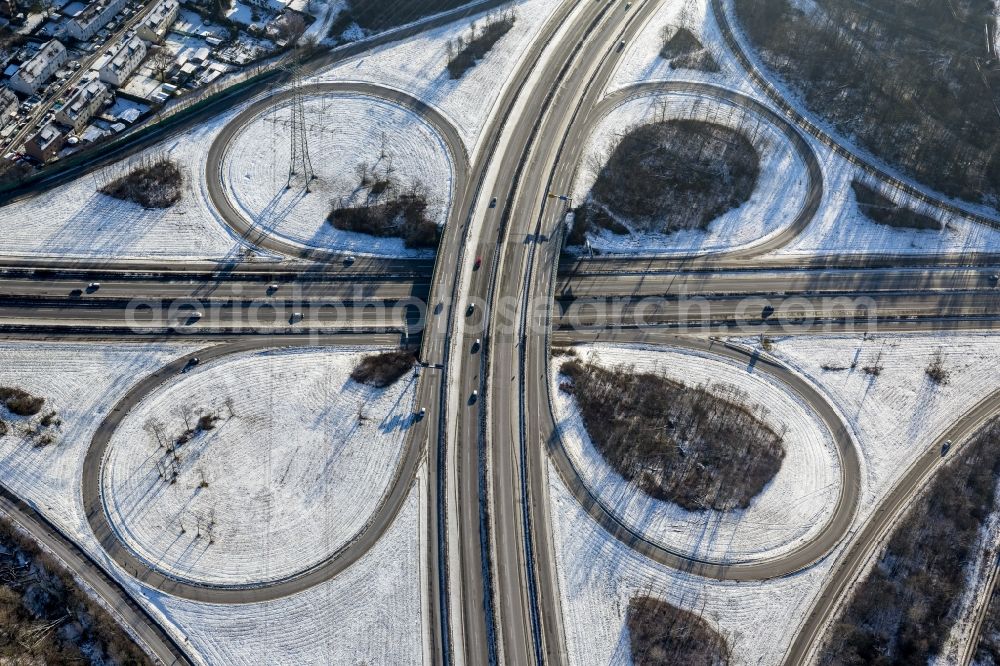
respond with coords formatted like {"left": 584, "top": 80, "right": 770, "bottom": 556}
{"left": 0, "top": 0, "right": 999, "bottom": 664}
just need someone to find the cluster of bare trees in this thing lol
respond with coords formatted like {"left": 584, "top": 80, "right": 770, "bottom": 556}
{"left": 0, "top": 519, "right": 152, "bottom": 664}
{"left": 329, "top": 159, "right": 439, "bottom": 248}
{"left": 627, "top": 595, "right": 730, "bottom": 666}
{"left": 820, "top": 418, "right": 1000, "bottom": 665}
{"left": 559, "top": 360, "right": 785, "bottom": 511}
{"left": 580, "top": 118, "right": 758, "bottom": 239}
{"left": 926, "top": 349, "right": 950, "bottom": 385}
{"left": 345, "top": 0, "right": 474, "bottom": 32}
{"left": 144, "top": 405, "right": 228, "bottom": 486}
{"left": 659, "top": 26, "right": 719, "bottom": 72}
{"left": 98, "top": 155, "right": 184, "bottom": 209}
{"left": 735, "top": 0, "right": 1000, "bottom": 208}
{"left": 0, "top": 387, "right": 59, "bottom": 447}
{"left": 445, "top": 8, "right": 517, "bottom": 79}
{"left": 850, "top": 180, "right": 942, "bottom": 231}
{"left": 350, "top": 349, "right": 416, "bottom": 388}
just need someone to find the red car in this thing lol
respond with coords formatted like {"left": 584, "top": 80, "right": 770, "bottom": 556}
{"left": 473, "top": 256, "right": 482, "bottom": 270}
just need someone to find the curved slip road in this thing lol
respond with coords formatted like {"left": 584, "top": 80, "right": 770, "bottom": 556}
{"left": 582, "top": 80, "right": 823, "bottom": 259}
{"left": 81, "top": 333, "right": 430, "bottom": 603}
{"left": 0, "top": 485, "right": 193, "bottom": 666}
{"left": 205, "top": 82, "right": 470, "bottom": 264}
{"left": 780, "top": 384, "right": 1000, "bottom": 666}
{"left": 540, "top": 332, "right": 860, "bottom": 580}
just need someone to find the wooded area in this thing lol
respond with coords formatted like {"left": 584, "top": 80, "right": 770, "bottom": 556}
{"left": 820, "top": 418, "right": 1000, "bottom": 665}
{"left": 735, "top": 0, "right": 1000, "bottom": 208}
{"left": 559, "top": 360, "right": 785, "bottom": 511}
{"left": 627, "top": 596, "right": 730, "bottom": 666}
{"left": 0, "top": 519, "right": 151, "bottom": 665}
{"left": 578, "top": 119, "right": 758, "bottom": 239}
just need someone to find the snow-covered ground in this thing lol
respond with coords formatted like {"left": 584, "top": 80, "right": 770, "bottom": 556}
{"left": 551, "top": 332, "right": 1000, "bottom": 664}
{"left": 309, "top": 0, "right": 570, "bottom": 151}
{"left": 222, "top": 92, "right": 453, "bottom": 258}
{"left": 0, "top": 110, "right": 250, "bottom": 261}
{"left": 569, "top": 92, "right": 809, "bottom": 255}
{"left": 773, "top": 151, "right": 1000, "bottom": 257}
{"left": 551, "top": 344, "right": 838, "bottom": 563}
{"left": 608, "top": 0, "right": 753, "bottom": 96}
{"left": 142, "top": 468, "right": 426, "bottom": 666}
{"left": 0, "top": 341, "right": 425, "bottom": 664}
{"left": 103, "top": 347, "right": 417, "bottom": 586}
{"left": 549, "top": 463, "right": 839, "bottom": 665}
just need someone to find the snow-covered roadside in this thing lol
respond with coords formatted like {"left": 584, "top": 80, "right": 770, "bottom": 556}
{"left": 607, "top": 0, "right": 753, "bottom": 96}
{"left": 222, "top": 92, "right": 453, "bottom": 258}
{"left": 0, "top": 341, "right": 425, "bottom": 664}
{"left": 551, "top": 344, "right": 838, "bottom": 564}
{"left": 308, "top": 0, "right": 567, "bottom": 152}
{"left": 772, "top": 146, "right": 1000, "bottom": 257}
{"left": 103, "top": 347, "right": 417, "bottom": 586}
{"left": 551, "top": 333, "right": 1000, "bottom": 664}
{"left": 569, "top": 92, "right": 809, "bottom": 255}
{"left": 0, "top": 110, "right": 254, "bottom": 262}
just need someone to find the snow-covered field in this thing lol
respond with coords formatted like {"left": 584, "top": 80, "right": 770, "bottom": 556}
{"left": 103, "top": 347, "right": 417, "bottom": 586}
{"left": 569, "top": 92, "right": 809, "bottom": 255}
{"left": 310, "top": 0, "right": 570, "bottom": 151}
{"left": 551, "top": 344, "right": 838, "bottom": 563}
{"left": 0, "top": 341, "right": 425, "bottom": 664}
{"left": 551, "top": 333, "right": 1000, "bottom": 664}
{"left": 0, "top": 111, "right": 249, "bottom": 261}
{"left": 222, "top": 92, "right": 453, "bottom": 258}
{"left": 608, "top": 0, "right": 752, "bottom": 96}
{"left": 773, "top": 151, "right": 1000, "bottom": 258}
{"left": 143, "top": 468, "right": 427, "bottom": 666}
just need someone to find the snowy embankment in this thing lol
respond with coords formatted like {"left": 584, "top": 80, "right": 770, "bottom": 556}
{"left": 222, "top": 92, "right": 453, "bottom": 258}
{"left": 103, "top": 347, "right": 417, "bottom": 586}
{"left": 309, "top": 0, "right": 568, "bottom": 152}
{"left": 551, "top": 344, "right": 838, "bottom": 563}
{"left": 0, "top": 110, "right": 250, "bottom": 261}
{"left": 569, "top": 92, "right": 809, "bottom": 255}
{"left": 551, "top": 333, "right": 1000, "bottom": 665}
{"left": 0, "top": 341, "right": 425, "bottom": 665}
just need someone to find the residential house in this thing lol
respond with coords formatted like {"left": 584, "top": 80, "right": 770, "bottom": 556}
{"left": 98, "top": 33, "right": 145, "bottom": 86}
{"left": 66, "top": 0, "right": 128, "bottom": 41}
{"left": 55, "top": 78, "right": 110, "bottom": 132}
{"left": 7, "top": 39, "right": 67, "bottom": 94}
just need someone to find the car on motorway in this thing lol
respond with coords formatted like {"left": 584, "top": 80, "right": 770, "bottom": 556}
{"left": 86, "top": 281, "right": 100, "bottom": 292}
{"left": 472, "top": 338, "right": 481, "bottom": 352}
{"left": 489, "top": 197, "right": 497, "bottom": 208}
{"left": 183, "top": 357, "right": 200, "bottom": 372}
{"left": 267, "top": 283, "right": 279, "bottom": 294}
{"left": 941, "top": 439, "right": 952, "bottom": 456}
{"left": 344, "top": 255, "right": 356, "bottom": 266}
{"left": 290, "top": 311, "right": 303, "bottom": 323}
{"left": 618, "top": 40, "right": 626, "bottom": 51}
{"left": 473, "top": 256, "right": 482, "bottom": 270}
{"left": 466, "top": 303, "right": 476, "bottom": 316}
{"left": 416, "top": 407, "right": 427, "bottom": 420}
{"left": 469, "top": 390, "right": 478, "bottom": 404}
